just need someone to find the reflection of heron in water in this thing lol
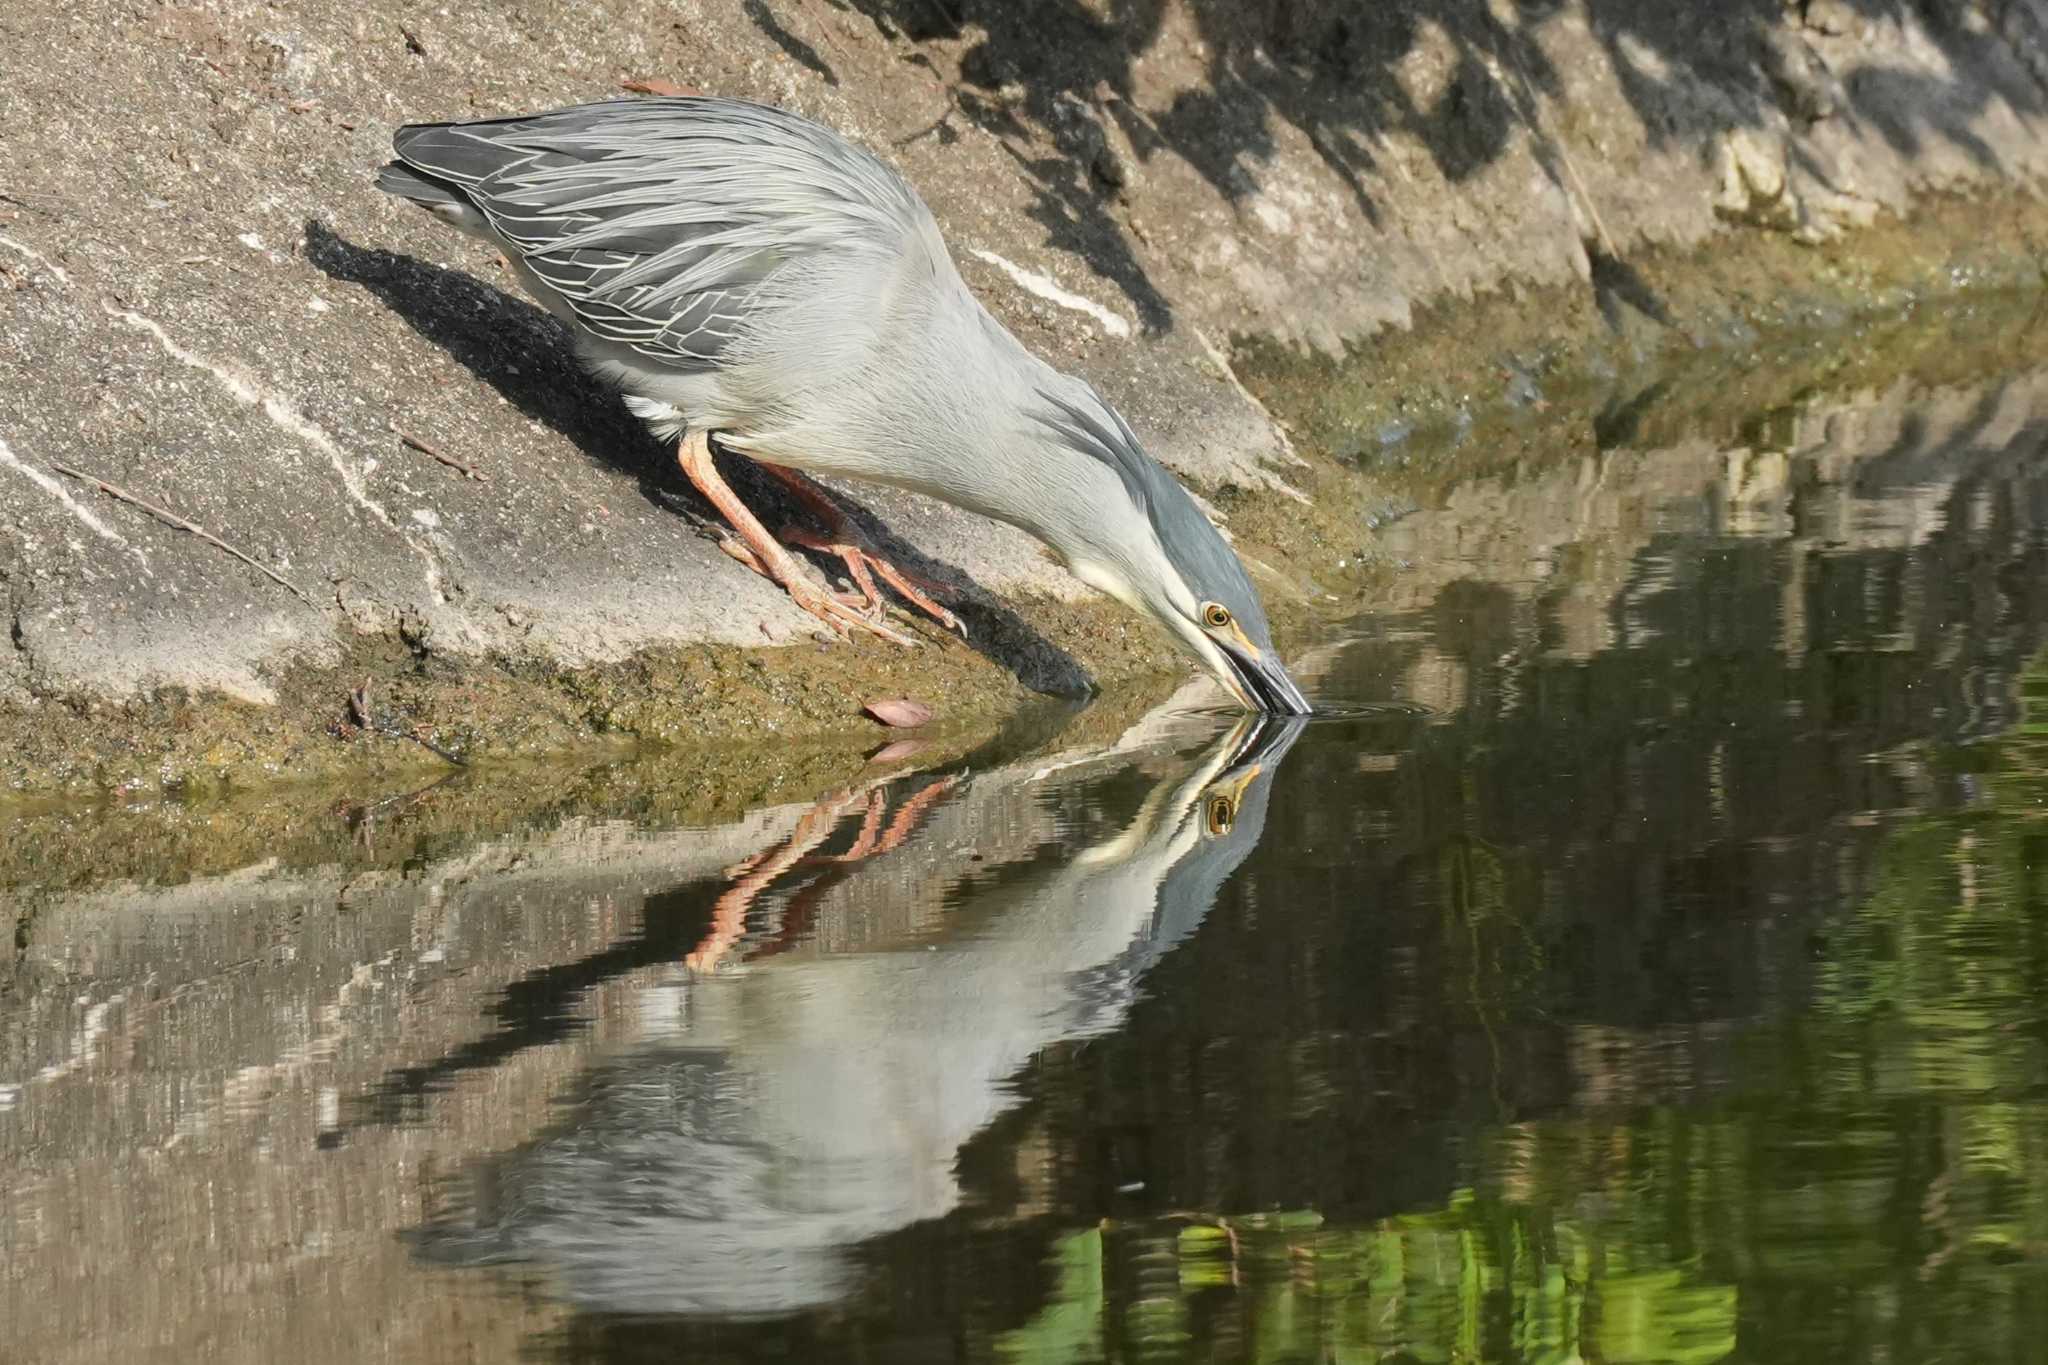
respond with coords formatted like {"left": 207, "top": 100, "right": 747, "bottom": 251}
{"left": 412, "top": 715, "right": 1303, "bottom": 1318}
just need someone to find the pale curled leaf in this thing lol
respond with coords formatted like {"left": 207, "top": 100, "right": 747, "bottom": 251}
{"left": 867, "top": 738, "right": 927, "bottom": 764}
{"left": 862, "top": 697, "right": 933, "bottom": 729}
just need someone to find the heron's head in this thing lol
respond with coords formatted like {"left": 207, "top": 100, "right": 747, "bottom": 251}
{"left": 1030, "top": 386, "right": 1312, "bottom": 715}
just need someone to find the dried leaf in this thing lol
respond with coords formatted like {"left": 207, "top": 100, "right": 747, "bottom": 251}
{"left": 622, "top": 77, "right": 700, "bottom": 98}
{"left": 866, "top": 738, "right": 927, "bottom": 765}
{"left": 862, "top": 697, "right": 933, "bottom": 729}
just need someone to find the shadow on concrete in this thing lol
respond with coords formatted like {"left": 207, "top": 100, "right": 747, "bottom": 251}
{"left": 743, "top": 0, "right": 841, "bottom": 86}
{"left": 803, "top": 0, "right": 2046, "bottom": 332}
{"left": 304, "top": 220, "right": 1094, "bottom": 696}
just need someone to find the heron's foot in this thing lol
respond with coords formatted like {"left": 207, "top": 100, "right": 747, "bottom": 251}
{"left": 678, "top": 432, "right": 916, "bottom": 648}
{"left": 714, "top": 536, "right": 917, "bottom": 646}
{"left": 758, "top": 463, "right": 966, "bottom": 638}
{"left": 781, "top": 527, "right": 965, "bottom": 637}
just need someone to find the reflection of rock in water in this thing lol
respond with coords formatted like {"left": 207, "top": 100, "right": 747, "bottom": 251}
{"left": 1359, "top": 369, "right": 2048, "bottom": 745}
{"left": 410, "top": 718, "right": 1302, "bottom": 1317}
{"left": 983, "top": 373, "right": 2048, "bottom": 1232}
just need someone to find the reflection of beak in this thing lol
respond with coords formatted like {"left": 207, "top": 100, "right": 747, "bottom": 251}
{"left": 1218, "top": 640, "right": 1313, "bottom": 716}
{"left": 1200, "top": 712, "right": 1307, "bottom": 815}
{"left": 1210, "top": 712, "right": 1307, "bottom": 784}
{"left": 1215, "top": 761, "right": 1263, "bottom": 809}
{"left": 1144, "top": 712, "right": 1304, "bottom": 852}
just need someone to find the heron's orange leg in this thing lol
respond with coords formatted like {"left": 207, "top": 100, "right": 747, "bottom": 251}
{"left": 677, "top": 432, "right": 915, "bottom": 647}
{"left": 756, "top": 464, "right": 966, "bottom": 637}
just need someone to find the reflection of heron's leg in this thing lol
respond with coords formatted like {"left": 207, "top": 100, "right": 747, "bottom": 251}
{"left": 840, "top": 790, "right": 891, "bottom": 861}
{"left": 722, "top": 789, "right": 885, "bottom": 878}
{"left": 745, "top": 776, "right": 963, "bottom": 962}
{"left": 686, "top": 787, "right": 864, "bottom": 971}
{"left": 810, "top": 776, "right": 959, "bottom": 864}
{"left": 687, "top": 774, "right": 963, "bottom": 970}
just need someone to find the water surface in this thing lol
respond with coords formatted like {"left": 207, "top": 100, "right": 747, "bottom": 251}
{"left": 6, "top": 366, "right": 2048, "bottom": 1363}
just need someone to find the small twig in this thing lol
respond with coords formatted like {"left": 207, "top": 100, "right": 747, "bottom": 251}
{"left": 621, "top": 77, "right": 702, "bottom": 98}
{"left": 914, "top": 0, "right": 962, "bottom": 39}
{"left": 347, "top": 679, "right": 467, "bottom": 766}
{"left": 335, "top": 772, "right": 456, "bottom": 853}
{"left": 798, "top": 0, "right": 854, "bottom": 66}
{"left": 47, "top": 461, "right": 314, "bottom": 604}
{"left": 892, "top": 108, "right": 955, "bottom": 146}
{"left": 346, "top": 680, "right": 373, "bottom": 729}
{"left": 392, "top": 426, "right": 485, "bottom": 481}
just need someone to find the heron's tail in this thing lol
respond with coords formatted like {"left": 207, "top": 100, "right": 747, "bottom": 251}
{"left": 375, "top": 159, "right": 463, "bottom": 206}
{"left": 375, "top": 161, "right": 493, "bottom": 239}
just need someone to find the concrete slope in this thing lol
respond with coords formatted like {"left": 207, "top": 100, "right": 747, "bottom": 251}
{"left": 3, "top": 0, "right": 2047, "bottom": 705}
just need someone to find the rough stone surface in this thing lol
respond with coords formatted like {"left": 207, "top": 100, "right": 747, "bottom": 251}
{"left": 4, "top": 0, "right": 2048, "bottom": 708}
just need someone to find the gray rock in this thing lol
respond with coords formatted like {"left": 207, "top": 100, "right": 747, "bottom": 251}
{"left": 3, "top": 0, "right": 2047, "bottom": 705}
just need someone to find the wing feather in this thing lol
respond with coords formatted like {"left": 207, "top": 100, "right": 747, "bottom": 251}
{"left": 391, "top": 98, "right": 936, "bottom": 371}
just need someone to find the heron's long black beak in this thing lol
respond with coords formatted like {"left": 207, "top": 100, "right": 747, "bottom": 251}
{"left": 1222, "top": 641, "right": 1313, "bottom": 715}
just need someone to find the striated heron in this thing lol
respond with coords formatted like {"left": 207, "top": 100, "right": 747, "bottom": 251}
{"left": 377, "top": 96, "right": 1311, "bottom": 713}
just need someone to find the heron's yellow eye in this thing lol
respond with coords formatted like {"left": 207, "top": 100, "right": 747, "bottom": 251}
{"left": 1203, "top": 603, "right": 1233, "bottom": 630}
{"left": 1205, "top": 795, "right": 1235, "bottom": 835}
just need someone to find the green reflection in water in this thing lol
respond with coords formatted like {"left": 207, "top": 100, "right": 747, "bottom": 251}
{"left": 1001, "top": 659, "right": 2048, "bottom": 1365}
{"left": 998, "top": 1198, "right": 1733, "bottom": 1365}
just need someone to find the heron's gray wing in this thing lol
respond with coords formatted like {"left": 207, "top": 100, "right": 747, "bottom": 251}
{"left": 392, "top": 98, "right": 933, "bottom": 371}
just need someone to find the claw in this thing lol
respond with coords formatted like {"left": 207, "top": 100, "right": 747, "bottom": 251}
{"left": 783, "top": 527, "right": 962, "bottom": 636}
{"left": 680, "top": 434, "right": 916, "bottom": 647}
{"left": 761, "top": 464, "right": 966, "bottom": 639}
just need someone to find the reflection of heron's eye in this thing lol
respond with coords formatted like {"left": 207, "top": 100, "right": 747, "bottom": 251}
{"left": 1205, "top": 796, "right": 1235, "bottom": 835}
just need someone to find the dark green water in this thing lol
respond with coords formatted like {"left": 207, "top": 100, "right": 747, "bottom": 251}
{"left": 6, "top": 369, "right": 2048, "bottom": 1362}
